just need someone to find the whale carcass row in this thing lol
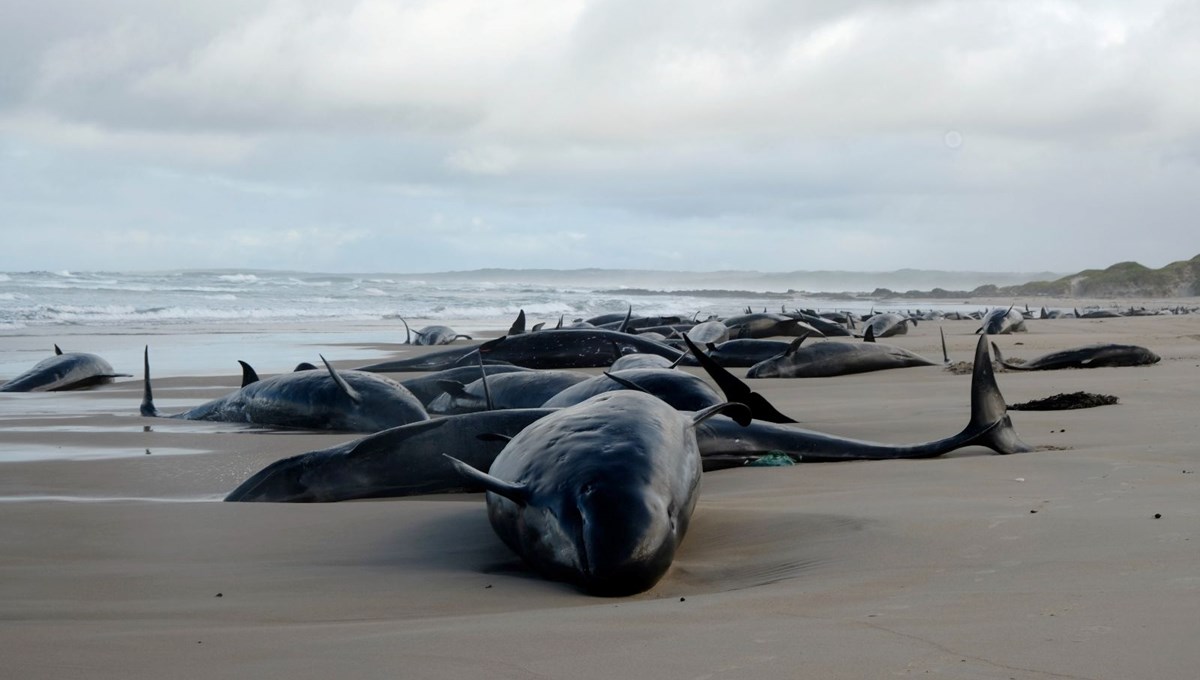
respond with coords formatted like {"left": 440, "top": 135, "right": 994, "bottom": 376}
{"left": 225, "top": 335, "right": 1031, "bottom": 504}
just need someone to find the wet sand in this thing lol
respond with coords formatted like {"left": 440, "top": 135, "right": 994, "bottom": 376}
{"left": 2, "top": 309, "right": 1198, "bottom": 679}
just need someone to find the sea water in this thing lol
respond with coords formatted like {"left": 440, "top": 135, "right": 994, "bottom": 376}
{"left": 0, "top": 269, "right": 984, "bottom": 376}
{"left": 0, "top": 269, "right": 983, "bottom": 330}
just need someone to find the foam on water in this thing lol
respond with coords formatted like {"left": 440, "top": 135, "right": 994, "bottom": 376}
{"left": 0, "top": 268, "right": 988, "bottom": 330}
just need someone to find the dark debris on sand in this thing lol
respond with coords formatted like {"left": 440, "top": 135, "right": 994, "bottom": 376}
{"left": 1009, "top": 392, "right": 1119, "bottom": 411}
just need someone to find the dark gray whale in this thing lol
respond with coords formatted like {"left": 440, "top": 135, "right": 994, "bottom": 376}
{"left": 446, "top": 392, "right": 752, "bottom": 596}
{"left": 141, "top": 348, "right": 429, "bottom": 433}
{"left": 746, "top": 338, "right": 936, "bottom": 378}
{"left": 356, "top": 330, "right": 686, "bottom": 372}
{"left": 225, "top": 409, "right": 553, "bottom": 502}
{"left": 992, "top": 342, "right": 1160, "bottom": 370}
{"left": 702, "top": 334, "right": 1032, "bottom": 466}
{"left": 977, "top": 307, "right": 1026, "bottom": 334}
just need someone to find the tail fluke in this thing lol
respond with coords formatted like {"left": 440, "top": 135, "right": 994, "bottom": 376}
{"left": 965, "top": 335, "right": 1033, "bottom": 454}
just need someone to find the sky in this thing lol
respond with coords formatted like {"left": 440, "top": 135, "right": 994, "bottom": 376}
{"left": 1, "top": 0, "right": 1197, "bottom": 274}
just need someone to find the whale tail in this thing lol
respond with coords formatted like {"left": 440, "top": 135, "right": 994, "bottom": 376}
{"left": 961, "top": 335, "right": 1033, "bottom": 454}
{"left": 681, "top": 335, "right": 797, "bottom": 424}
{"left": 989, "top": 341, "right": 1030, "bottom": 371}
{"left": 140, "top": 346, "right": 158, "bottom": 417}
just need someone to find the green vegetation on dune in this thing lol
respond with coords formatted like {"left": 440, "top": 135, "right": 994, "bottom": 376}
{"left": 1020, "top": 255, "right": 1200, "bottom": 297}
{"left": 869, "top": 254, "right": 1200, "bottom": 299}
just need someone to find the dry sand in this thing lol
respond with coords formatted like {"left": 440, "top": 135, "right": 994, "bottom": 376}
{"left": 2, "top": 309, "right": 1198, "bottom": 679}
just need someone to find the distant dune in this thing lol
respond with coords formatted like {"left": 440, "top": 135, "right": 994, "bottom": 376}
{"left": 863, "top": 254, "right": 1200, "bottom": 300}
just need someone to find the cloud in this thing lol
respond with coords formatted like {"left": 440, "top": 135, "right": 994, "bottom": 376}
{"left": 1, "top": 1, "right": 1198, "bottom": 273}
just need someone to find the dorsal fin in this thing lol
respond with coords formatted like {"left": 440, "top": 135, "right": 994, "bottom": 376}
{"left": 293, "top": 362, "right": 317, "bottom": 371}
{"left": 475, "top": 349, "right": 494, "bottom": 411}
{"left": 784, "top": 335, "right": 806, "bottom": 356}
{"left": 617, "top": 305, "right": 633, "bottom": 333}
{"left": 602, "top": 371, "right": 652, "bottom": 394}
{"left": 237, "top": 360, "right": 260, "bottom": 387}
{"left": 442, "top": 455, "right": 528, "bottom": 505}
{"left": 400, "top": 317, "right": 412, "bottom": 344}
{"left": 692, "top": 402, "right": 752, "bottom": 427}
{"left": 139, "top": 346, "right": 157, "bottom": 417}
{"left": 54, "top": 344, "right": 63, "bottom": 356}
{"left": 864, "top": 325, "right": 877, "bottom": 343}
{"left": 320, "top": 355, "right": 361, "bottom": 403}
{"left": 531, "top": 322, "right": 545, "bottom": 332}
{"left": 508, "top": 310, "right": 526, "bottom": 336}
{"left": 555, "top": 314, "right": 563, "bottom": 330}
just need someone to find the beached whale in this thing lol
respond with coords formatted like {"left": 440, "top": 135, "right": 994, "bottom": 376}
{"left": 225, "top": 409, "right": 554, "bottom": 502}
{"left": 541, "top": 368, "right": 724, "bottom": 411}
{"left": 745, "top": 338, "right": 937, "bottom": 378}
{"left": 428, "top": 369, "right": 590, "bottom": 414}
{"left": 356, "top": 330, "right": 686, "bottom": 372}
{"left": 140, "top": 348, "right": 428, "bottom": 433}
{"left": 700, "top": 334, "right": 1032, "bottom": 466}
{"left": 861, "top": 312, "right": 914, "bottom": 338}
{"left": 400, "top": 318, "right": 472, "bottom": 345}
{"left": 676, "top": 338, "right": 795, "bottom": 368}
{"left": 977, "top": 307, "right": 1026, "bottom": 334}
{"left": 0, "top": 345, "right": 129, "bottom": 392}
{"left": 991, "top": 342, "right": 1161, "bottom": 371}
{"left": 446, "top": 392, "right": 752, "bottom": 596}
{"left": 723, "top": 313, "right": 823, "bottom": 339}
{"left": 398, "top": 364, "right": 533, "bottom": 406}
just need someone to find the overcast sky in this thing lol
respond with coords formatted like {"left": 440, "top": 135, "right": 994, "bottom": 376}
{"left": 1, "top": 0, "right": 1196, "bottom": 274}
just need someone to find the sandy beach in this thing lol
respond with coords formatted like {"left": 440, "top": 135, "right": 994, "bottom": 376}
{"left": 2, "top": 307, "right": 1198, "bottom": 679}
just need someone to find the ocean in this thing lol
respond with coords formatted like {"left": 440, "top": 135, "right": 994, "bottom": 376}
{"left": 0, "top": 269, "right": 984, "bottom": 378}
{"left": 0, "top": 269, "right": 986, "bottom": 330}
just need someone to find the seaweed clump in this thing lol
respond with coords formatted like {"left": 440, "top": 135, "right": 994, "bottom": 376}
{"left": 1009, "top": 392, "right": 1119, "bottom": 411}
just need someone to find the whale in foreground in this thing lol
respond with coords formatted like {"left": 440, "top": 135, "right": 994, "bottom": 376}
{"left": 446, "top": 392, "right": 752, "bottom": 596}
{"left": 140, "top": 347, "right": 428, "bottom": 433}
{"left": 1, "top": 345, "right": 129, "bottom": 392}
